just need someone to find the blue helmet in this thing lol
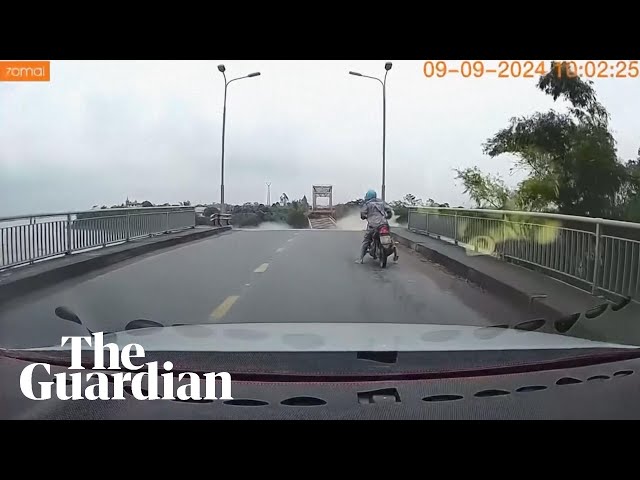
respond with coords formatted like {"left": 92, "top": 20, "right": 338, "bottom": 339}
{"left": 364, "top": 189, "right": 377, "bottom": 201}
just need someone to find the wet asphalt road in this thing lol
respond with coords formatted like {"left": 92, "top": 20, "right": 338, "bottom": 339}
{"left": 0, "top": 229, "right": 532, "bottom": 349}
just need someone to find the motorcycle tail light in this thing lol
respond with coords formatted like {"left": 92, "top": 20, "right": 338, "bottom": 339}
{"left": 379, "top": 226, "right": 389, "bottom": 234}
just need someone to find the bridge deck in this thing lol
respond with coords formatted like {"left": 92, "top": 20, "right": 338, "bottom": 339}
{"left": 394, "top": 228, "right": 605, "bottom": 318}
{"left": 0, "top": 230, "right": 532, "bottom": 349}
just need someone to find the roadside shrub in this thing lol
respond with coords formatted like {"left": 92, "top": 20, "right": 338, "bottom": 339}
{"left": 196, "top": 215, "right": 212, "bottom": 226}
{"left": 203, "top": 206, "right": 220, "bottom": 218}
{"left": 232, "top": 212, "right": 260, "bottom": 227}
{"left": 287, "top": 209, "right": 308, "bottom": 228}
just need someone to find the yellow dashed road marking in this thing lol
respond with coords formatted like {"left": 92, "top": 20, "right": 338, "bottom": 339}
{"left": 210, "top": 295, "right": 240, "bottom": 320}
{"left": 254, "top": 263, "right": 269, "bottom": 273}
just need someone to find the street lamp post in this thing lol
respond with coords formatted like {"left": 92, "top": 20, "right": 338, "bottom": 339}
{"left": 349, "top": 62, "right": 392, "bottom": 202}
{"left": 218, "top": 64, "right": 261, "bottom": 214}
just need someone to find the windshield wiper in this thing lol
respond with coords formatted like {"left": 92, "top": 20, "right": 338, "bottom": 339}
{"left": 54, "top": 305, "right": 164, "bottom": 336}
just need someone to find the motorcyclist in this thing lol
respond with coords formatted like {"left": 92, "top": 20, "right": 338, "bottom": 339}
{"left": 358, "top": 189, "right": 393, "bottom": 264}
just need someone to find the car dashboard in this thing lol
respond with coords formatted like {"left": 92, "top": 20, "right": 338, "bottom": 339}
{"left": 1, "top": 349, "right": 639, "bottom": 419}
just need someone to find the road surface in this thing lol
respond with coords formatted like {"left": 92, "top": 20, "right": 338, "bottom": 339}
{"left": 0, "top": 229, "right": 532, "bottom": 349}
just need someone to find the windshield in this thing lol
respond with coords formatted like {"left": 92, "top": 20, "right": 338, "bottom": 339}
{"left": 1, "top": 60, "right": 639, "bottom": 357}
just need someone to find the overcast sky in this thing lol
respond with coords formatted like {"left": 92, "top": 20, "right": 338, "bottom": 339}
{"left": 1, "top": 60, "right": 638, "bottom": 216}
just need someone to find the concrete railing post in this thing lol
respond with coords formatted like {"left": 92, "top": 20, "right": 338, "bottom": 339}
{"left": 501, "top": 214, "right": 507, "bottom": 257}
{"left": 453, "top": 212, "right": 458, "bottom": 245}
{"left": 65, "top": 214, "right": 72, "bottom": 254}
{"left": 126, "top": 211, "right": 131, "bottom": 241}
{"left": 591, "top": 221, "right": 602, "bottom": 294}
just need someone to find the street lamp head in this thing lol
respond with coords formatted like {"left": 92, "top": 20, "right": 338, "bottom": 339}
{"left": 349, "top": 71, "right": 362, "bottom": 76}
{"left": 385, "top": 62, "right": 393, "bottom": 71}
{"left": 248, "top": 72, "right": 261, "bottom": 77}
{"left": 217, "top": 64, "right": 226, "bottom": 73}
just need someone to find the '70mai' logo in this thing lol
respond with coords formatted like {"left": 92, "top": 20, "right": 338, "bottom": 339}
{"left": 0, "top": 61, "right": 50, "bottom": 82}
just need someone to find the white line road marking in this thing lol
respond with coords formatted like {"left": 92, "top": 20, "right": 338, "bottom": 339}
{"left": 254, "top": 263, "right": 269, "bottom": 273}
{"left": 287, "top": 238, "right": 294, "bottom": 242}
{"left": 210, "top": 295, "right": 240, "bottom": 320}
{"left": 276, "top": 247, "right": 285, "bottom": 253}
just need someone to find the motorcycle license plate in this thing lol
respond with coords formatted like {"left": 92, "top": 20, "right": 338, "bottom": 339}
{"left": 380, "top": 235, "right": 393, "bottom": 246}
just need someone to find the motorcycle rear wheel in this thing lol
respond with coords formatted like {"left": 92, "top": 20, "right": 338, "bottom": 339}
{"left": 379, "top": 250, "right": 387, "bottom": 268}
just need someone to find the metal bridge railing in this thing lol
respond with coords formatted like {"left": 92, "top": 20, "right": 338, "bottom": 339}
{"left": 0, "top": 206, "right": 196, "bottom": 270}
{"left": 210, "top": 213, "right": 232, "bottom": 226}
{"left": 407, "top": 207, "right": 640, "bottom": 302}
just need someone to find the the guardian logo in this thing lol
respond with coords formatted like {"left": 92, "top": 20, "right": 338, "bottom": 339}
{"left": 19, "top": 333, "right": 233, "bottom": 401}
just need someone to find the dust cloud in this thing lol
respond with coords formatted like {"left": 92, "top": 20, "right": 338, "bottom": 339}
{"left": 335, "top": 212, "right": 366, "bottom": 231}
{"left": 238, "top": 213, "right": 404, "bottom": 231}
{"left": 240, "top": 221, "right": 294, "bottom": 230}
{"left": 334, "top": 211, "right": 403, "bottom": 231}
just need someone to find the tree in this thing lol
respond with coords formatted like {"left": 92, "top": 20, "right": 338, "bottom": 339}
{"left": 617, "top": 149, "right": 640, "bottom": 222}
{"left": 388, "top": 194, "right": 422, "bottom": 223}
{"left": 279, "top": 193, "right": 289, "bottom": 206}
{"left": 141, "top": 200, "right": 154, "bottom": 208}
{"left": 232, "top": 213, "right": 260, "bottom": 227}
{"left": 389, "top": 200, "right": 408, "bottom": 223}
{"left": 203, "top": 206, "right": 219, "bottom": 218}
{"left": 454, "top": 167, "right": 513, "bottom": 209}
{"left": 287, "top": 208, "right": 308, "bottom": 228}
{"left": 334, "top": 199, "right": 363, "bottom": 220}
{"left": 478, "top": 61, "right": 627, "bottom": 218}
{"left": 182, "top": 200, "right": 191, "bottom": 206}
{"left": 402, "top": 194, "right": 423, "bottom": 207}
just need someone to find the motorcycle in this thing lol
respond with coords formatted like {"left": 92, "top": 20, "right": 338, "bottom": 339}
{"left": 369, "top": 224, "right": 399, "bottom": 268}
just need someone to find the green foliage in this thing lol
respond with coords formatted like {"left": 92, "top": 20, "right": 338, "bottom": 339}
{"left": 389, "top": 201, "right": 408, "bottom": 223}
{"left": 618, "top": 154, "right": 640, "bottom": 221}
{"left": 196, "top": 215, "right": 212, "bottom": 226}
{"left": 402, "top": 194, "right": 422, "bottom": 206}
{"left": 263, "top": 205, "right": 289, "bottom": 223}
{"left": 203, "top": 206, "right": 220, "bottom": 218}
{"left": 335, "top": 199, "right": 363, "bottom": 220}
{"left": 231, "top": 211, "right": 261, "bottom": 227}
{"left": 387, "top": 193, "right": 450, "bottom": 224}
{"left": 454, "top": 167, "right": 513, "bottom": 209}
{"left": 515, "top": 177, "right": 556, "bottom": 211}
{"left": 474, "top": 61, "right": 635, "bottom": 220}
{"left": 287, "top": 208, "right": 308, "bottom": 228}
{"left": 210, "top": 198, "right": 311, "bottom": 228}
{"left": 537, "top": 62, "right": 609, "bottom": 126}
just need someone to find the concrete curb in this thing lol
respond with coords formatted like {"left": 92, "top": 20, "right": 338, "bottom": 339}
{"left": 392, "top": 231, "right": 563, "bottom": 319}
{"left": 0, "top": 226, "right": 232, "bottom": 305}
